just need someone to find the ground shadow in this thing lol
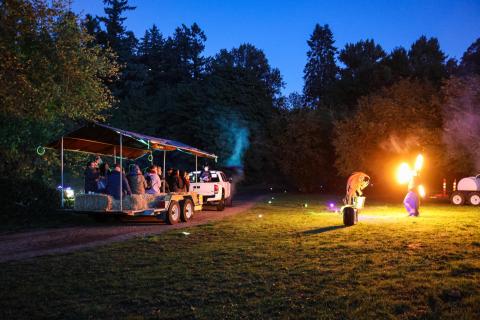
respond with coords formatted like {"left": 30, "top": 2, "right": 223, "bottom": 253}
{"left": 302, "top": 225, "right": 345, "bottom": 235}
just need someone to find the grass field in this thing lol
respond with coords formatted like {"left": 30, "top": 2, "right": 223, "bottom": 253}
{"left": 1, "top": 194, "right": 480, "bottom": 319}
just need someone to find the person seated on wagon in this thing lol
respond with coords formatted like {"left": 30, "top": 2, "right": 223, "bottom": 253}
{"left": 182, "top": 170, "right": 190, "bottom": 192}
{"left": 97, "top": 162, "right": 109, "bottom": 193}
{"left": 156, "top": 165, "right": 170, "bottom": 193}
{"left": 166, "top": 168, "right": 175, "bottom": 191}
{"left": 106, "top": 164, "right": 132, "bottom": 199}
{"left": 128, "top": 164, "right": 147, "bottom": 195}
{"left": 174, "top": 169, "right": 184, "bottom": 192}
{"left": 84, "top": 160, "right": 99, "bottom": 194}
{"left": 200, "top": 165, "right": 212, "bottom": 182}
{"left": 145, "top": 165, "right": 162, "bottom": 194}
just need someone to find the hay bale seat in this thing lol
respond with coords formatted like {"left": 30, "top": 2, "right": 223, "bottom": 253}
{"left": 74, "top": 193, "right": 167, "bottom": 212}
{"left": 74, "top": 194, "right": 112, "bottom": 211}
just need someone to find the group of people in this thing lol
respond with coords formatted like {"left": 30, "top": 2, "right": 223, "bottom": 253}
{"left": 84, "top": 156, "right": 191, "bottom": 199}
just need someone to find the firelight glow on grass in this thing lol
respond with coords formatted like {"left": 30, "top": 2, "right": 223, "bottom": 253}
{"left": 1, "top": 194, "right": 480, "bottom": 319}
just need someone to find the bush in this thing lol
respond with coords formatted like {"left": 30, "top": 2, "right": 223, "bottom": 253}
{"left": 0, "top": 178, "right": 60, "bottom": 217}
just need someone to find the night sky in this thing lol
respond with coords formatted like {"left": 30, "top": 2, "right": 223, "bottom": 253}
{"left": 72, "top": 0, "right": 480, "bottom": 95}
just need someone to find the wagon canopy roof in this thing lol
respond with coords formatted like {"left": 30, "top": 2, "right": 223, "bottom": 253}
{"left": 47, "top": 122, "right": 217, "bottom": 160}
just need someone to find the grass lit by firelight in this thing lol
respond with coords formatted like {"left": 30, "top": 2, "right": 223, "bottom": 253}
{"left": 1, "top": 194, "right": 479, "bottom": 319}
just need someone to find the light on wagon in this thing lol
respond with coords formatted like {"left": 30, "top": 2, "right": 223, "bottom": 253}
{"left": 65, "top": 187, "right": 75, "bottom": 199}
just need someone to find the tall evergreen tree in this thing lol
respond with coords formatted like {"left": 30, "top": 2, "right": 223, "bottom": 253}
{"left": 138, "top": 25, "right": 166, "bottom": 94}
{"left": 98, "top": 0, "right": 136, "bottom": 61}
{"left": 337, "top": 39, "right": 389, "bottom": 110}
{"left": 170, "top": 23, "right": 207, "bottom": 80}
{"left": 459, "top": 38, "right": 480, "bottom": 75}
{"left": 211, "top": 43, "right": 283, "bottom": 98}
{"left": 384, "top": 47, "right": 411, "bottom": 81}
{"left": 303, "top": 24, "right": 338, "bottom": 108}
{"left": 83, "top": 14, "right": 101, "bottom": 37}
{"left": 408, "top": 36, "right": 447, "bottom": 84}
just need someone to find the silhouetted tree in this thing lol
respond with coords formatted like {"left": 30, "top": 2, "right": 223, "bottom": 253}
{"left": 303, "top": 24, "right": 338, "bottom": 108}
{"left": 384, "top": 47, "right": 411, "bottom": 81}
{"left": 98, "top": 0, "right": 136, "bottom": 61}
{"left": 459, "top": 38, "right": 480, "bottom": 75}
{"left": 169, "top": 23, "right": 207, "bottom": 80}
{"left": 337, "top": 39, "right": 389, "bottom": 111}
{"left": 408, "top": 36, "right": 447, "bottom": 84}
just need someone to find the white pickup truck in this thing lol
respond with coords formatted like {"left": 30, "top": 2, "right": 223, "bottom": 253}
{"left": 189, "top": 170, "right": 232, "bottom": 211}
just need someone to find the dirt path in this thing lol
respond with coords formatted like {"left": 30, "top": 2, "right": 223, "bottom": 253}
{"left": 0, "top": 194, "right": 264, "bottom": 263}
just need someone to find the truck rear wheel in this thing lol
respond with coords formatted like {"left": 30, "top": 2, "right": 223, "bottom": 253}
{"left": 451, "top": 192, "right": 465, "bottom": 206}
{"left": 181, "top": 199, "right": 195, "bottom": 222}
{"left": 166, "top": 201, "right": 180, "bottom": 224}
{"left": 216, "top": 194, "right": 225, "bottom": 211}
{"left": 468, "top": 192, "right": 480, "bottom": 206}
{"left": 226, "top": 195, "right": 233, "bottom": 207}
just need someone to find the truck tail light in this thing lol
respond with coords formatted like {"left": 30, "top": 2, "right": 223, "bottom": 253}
{"left": 214, "top": 184, "right": 219, "bottom": 194}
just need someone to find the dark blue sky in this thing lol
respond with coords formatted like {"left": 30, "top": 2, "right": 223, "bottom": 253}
{"left": 72, "top": 0, "right": 480, "bottom": 95}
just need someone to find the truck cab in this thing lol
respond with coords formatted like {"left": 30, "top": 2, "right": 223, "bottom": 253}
{"left": 189, "top": 170, "right": 232, "bottom": 210}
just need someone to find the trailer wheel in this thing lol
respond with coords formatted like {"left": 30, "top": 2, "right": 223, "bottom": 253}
{"left": 216, "top": 194, "right": 225, "bottom": 211}
{"left": 181, "top": 199, "right": 195, "bottom": 222}
{"left": 451, "top": 192, "right": 465, "bottom": 205}
{"left": 166, "top": 201, "right": 180, "bottom": 224}
{"left": 468, "top": 192, "right": 480, "bottom": 206}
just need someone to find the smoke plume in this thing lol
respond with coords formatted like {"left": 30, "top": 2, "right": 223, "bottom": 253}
{"left": 442, "top": 76, "right": 480, "bottom": 172}
{"left": 225, "top": 126, "right": 249, "bottom": 167}
{"left": 223, "top": 122, "right": 249, "bottom": 197}
{"left": 379, "top": 134, "right": 420, "bottom": 154}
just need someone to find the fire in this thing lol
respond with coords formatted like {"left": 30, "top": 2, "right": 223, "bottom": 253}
{"left": 418, "top": 185, "right": 426, "bottom": 198}
{"left": 414, "top": 154, "right": 424, "bottom": 173}
{"left": 397, "top": 154, "right": 424, "bottom": 184}
{"left": 397, "top": 162, "right": 413, "bottom": 184}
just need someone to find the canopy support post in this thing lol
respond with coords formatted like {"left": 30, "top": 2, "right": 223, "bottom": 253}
{"left": 163, "top": 150, "right": 166, "bottom": 193}
{"left": 195, "top": 155, "right": 198, "bottom": 182}
{"left": 61, "top": 136, "right": 64, "bottom": 208}
{"left": 120, "top": 134, "right": 123, "bottom": 212}
{"left": 113, "top": 146, "right": 116, "bottom": 164}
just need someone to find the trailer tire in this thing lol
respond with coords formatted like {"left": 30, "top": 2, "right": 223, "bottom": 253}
{"left": 181, "top": 199, "right": 195, "bottom": 222}
{"left": 343, "top": 207, "right": 356, "bottom": 226}
{"left": 166, "top": 201, "right": 180, "bottom": 224}
{"left": 468, "top": 192, "right": 480, "bottom": 206}
{"left": 451, "top": 192, "right": 465, "bottom": 205}
{"left": 216, "top": 194, "right": 225, "bottom": 211}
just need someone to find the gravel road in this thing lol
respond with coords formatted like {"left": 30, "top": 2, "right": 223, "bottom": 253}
{"left": 0, "top": 194, "right": 264, "bottom": 263}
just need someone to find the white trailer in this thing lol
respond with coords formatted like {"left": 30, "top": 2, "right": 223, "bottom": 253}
{"left": 451, "top": 175, "right": 480, "bottom": 206}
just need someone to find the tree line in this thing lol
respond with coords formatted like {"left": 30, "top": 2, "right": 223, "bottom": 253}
{"left": 1, "top": 0, "right": 479, "bottom": 203}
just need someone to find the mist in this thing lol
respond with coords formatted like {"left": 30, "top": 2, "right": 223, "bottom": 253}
{"left": 442, "top": 77, "right": 480, "bottom": 172}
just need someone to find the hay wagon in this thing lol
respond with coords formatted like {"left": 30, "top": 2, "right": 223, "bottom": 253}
{"left": 47, "top": 122, "right": 218, "bottom": 224}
